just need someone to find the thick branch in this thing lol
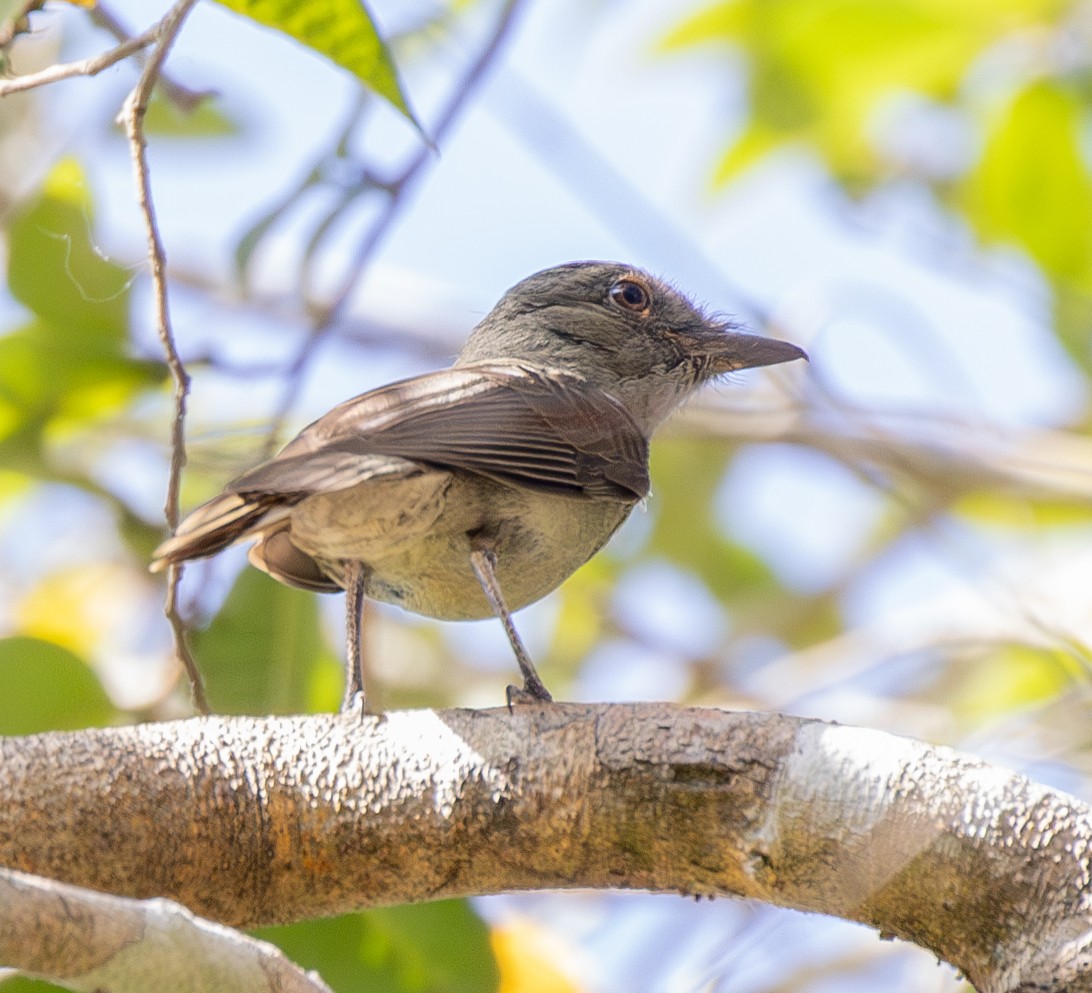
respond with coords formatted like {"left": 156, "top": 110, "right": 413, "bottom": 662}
{"left": 0, "top": 704, "right": 1089, "bottom": 992}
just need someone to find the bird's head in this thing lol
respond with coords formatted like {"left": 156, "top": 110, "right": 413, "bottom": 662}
{"left": 457, "top": 261, "right": 806, "bottom": 432}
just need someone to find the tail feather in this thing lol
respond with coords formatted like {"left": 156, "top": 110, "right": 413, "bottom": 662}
{"left": 150, "top": 493, "right": 290, "bottom": 571}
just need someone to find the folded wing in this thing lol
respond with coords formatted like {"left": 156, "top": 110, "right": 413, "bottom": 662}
{"left": 152, "top": 361, "right": 649, "bottom": 572}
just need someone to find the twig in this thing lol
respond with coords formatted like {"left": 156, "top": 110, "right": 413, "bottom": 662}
{"left": 118, "top": 0, "right": 209, "bottom": 714}
{"left": 260, "top": 0, "right": 527, "bottom": 454}
{"left": 0, "top": 23, "right": 158, "bottom": 97}
{"left": 90, "top": 0, "right": 213, "bottom": 112}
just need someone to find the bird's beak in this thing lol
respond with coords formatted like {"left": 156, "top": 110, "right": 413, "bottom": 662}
{"left": 688, "top": 322, "right": 808, "bottom": 373}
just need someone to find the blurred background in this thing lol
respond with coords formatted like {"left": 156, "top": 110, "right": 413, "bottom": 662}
{"left": 2, "top": 0, "right": 1091, "bottom": 990}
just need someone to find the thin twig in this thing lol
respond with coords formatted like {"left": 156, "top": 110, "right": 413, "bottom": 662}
{"left": 0, "top": 24, "right": 158, "bottom": 97}
{"left": 90, "top": 0, "right": 213, "bottom": 112}
{"left": 118, "top": 0, "right": 209, "bottom": 714}
{"left": 260, "top": 0, "right": 527, "bottom": 454}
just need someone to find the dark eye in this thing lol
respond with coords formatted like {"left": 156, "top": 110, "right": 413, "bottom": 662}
{"left": 609, "top": 278, "right": 652, "bottom": 314}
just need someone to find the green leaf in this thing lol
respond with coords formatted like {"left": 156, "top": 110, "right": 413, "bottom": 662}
{"left": 212, "top": 0, "right": 416, "bottom": 123}
{"left": 366, "top": 902, "right": 499, "bottom": 993}
{"left": 189, "top": 567, "right": 341, "bottom": 714}
{"left": 963, "top": 81, "right": 1092, "bottom": 283}
{"left": 256, "top": 901, "right": 499, "bottom": 993}
{"left": 0, "top": 637, "right": 114, "bottom": 735}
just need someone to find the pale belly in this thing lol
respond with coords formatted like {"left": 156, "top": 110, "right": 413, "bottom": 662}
{"left": 286, "top": 469, "right": 634, "bottom": 620}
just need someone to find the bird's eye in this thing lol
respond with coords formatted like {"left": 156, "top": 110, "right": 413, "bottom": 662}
{"left": 609, "top": 278, "right": 652, "bottom": 314}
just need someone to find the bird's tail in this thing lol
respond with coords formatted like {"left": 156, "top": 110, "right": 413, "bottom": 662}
{"left": 150, "top": 493, "right": 287, "bottom": 572}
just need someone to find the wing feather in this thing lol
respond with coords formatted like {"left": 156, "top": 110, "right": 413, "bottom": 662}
{"left": 153, "top": 361, "right": 649, "bottom": 570}
{"left": 232, "top": 361, "right": 650, "bottom": 502}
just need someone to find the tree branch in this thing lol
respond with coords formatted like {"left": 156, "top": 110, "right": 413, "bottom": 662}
{"left": 0, "top": 704, "right": 1088, "bottom": 992}
{"left": 0, "top": 867, "right": 332, "bottom": 993}
{"left": 116, "top": 0, "right": 207, "bottom": 713}
{"left": 0, "top": 26, "right": 157, "bottom": 97}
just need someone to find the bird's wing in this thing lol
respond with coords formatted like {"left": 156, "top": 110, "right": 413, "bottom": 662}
{"left": 231, "top": 362, "right": 650, "bottom": 502}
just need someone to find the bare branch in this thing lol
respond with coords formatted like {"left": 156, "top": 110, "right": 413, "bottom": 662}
{"left": 117, "top": 0, "right": 208, "bottom": 713}
{"left": 90, "top": 1, "right": 213, "bottom": 112}
{"left": 0, "top": 705, "right": 1088, "bottom": 992}
{"left": 0, "top": 24, "right": 158, "bottom": 97}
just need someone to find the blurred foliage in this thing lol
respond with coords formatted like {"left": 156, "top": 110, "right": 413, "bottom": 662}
{"left": 0, "top": 636, "right": 113, "bottom": 735}
{"left": 0, "top": 159, "right": 165, "bottom": 477}
{"left": 664, "top": 0, "right": 1092, "bottom": 368}
{"left": 0, "top": 978, "right": 68, "bottom": 993}
{"left": 255, "top": 900, "right": 499, "bottom": 993}
{"left": 190, "top": 567, "right": 342, "bottom": 714}
{"left": 490, "top": 919, "right": 582, "bottom": 993}
{"left": 141, "top": 89, "right": 240, "bottom": 138}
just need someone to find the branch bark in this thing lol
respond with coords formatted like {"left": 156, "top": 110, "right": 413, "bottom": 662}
{"left": 0, "top": 704, "right": 1088, "bottom": 992}
{"left": 0, "top": 867, "right": 332, "bottom": 993}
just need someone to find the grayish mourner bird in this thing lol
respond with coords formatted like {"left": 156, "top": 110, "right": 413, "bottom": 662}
{"left": 152, "top": 261, "right": 806, "bottom": 710}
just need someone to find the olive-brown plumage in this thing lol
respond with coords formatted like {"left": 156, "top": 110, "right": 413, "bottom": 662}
{"left": 152, "top": 261, "right": 806, "bottom": 709}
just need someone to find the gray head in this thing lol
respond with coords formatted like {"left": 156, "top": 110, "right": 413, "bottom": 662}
{"left": 457, "top": 261, "right": 806, "bottom": 432}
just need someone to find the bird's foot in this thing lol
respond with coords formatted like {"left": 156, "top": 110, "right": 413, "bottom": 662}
{"left": 339, "top": 689, "right": 373, "bottom": 720}
{"left": 506, "top": 681, "right": 554, "bottom": 711}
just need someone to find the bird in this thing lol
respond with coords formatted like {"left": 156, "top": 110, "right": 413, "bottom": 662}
{"left": 151, "top": 261, "right": 806, "bottom": 711}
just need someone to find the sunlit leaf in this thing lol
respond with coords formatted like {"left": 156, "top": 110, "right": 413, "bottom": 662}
{"left": 256, "top": 901, "right": 499, "bottom": 993}
{"left": 189, "top": 566, "right": 341, "bottom": 714}
{"left": 0, "top": 320, "right": 164, "bottom": 472}
{"left": 713, "top": 123, "right": 794, "bottom": 185}
{"left": 0, "top": 636, "right": 114, "bottom": 735}
{"left": 551, "top": 556, "right": 619, "bottom": 668}
{"left": 212, "top": 0, "right": 416, "bottom": 124}
{"left": 955, "top": 490, "right": 1092, "bottom": 528}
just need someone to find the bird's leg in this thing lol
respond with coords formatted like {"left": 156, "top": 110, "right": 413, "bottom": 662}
{"left": 342, "top": 561, "right": 370, "bottom": 714}
{"left": 469, "top": 544, "right": 553, "bottom": 704}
